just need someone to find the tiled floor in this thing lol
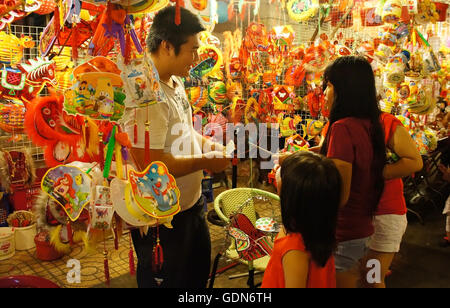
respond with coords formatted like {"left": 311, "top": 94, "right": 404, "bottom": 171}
{"left": 0, "top": 231, "right": 137, "bottom": 288}
{"left": 2, "top": 164, "right": 449, "bottom": 288}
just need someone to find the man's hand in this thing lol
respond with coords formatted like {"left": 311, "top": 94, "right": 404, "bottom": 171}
{"left": 203, "top": 153, "right": 230, "bottom": 173}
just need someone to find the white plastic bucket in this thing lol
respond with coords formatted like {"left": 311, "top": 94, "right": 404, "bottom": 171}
{"left": 14, "top": 224, "right": 37, "bottom": 251}
{"left": 0, "top": 227, "right": 15, "bottom": 260}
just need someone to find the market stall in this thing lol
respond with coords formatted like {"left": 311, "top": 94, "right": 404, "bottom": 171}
{"left": 0, "top": 0, "right": 448, "bottom": 288}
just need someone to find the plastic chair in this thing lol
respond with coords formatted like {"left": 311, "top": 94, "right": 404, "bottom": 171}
{"left": 210, "top": 188, "right": 279, "bottom": 288}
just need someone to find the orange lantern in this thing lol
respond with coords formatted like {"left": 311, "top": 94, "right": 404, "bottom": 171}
{"left": 35, "top": 0, "right": 57, "bottom": 15}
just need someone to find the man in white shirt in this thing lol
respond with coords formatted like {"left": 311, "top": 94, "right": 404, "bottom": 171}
{"left": 125, "top": 6, "right": 229, "bottom": 288}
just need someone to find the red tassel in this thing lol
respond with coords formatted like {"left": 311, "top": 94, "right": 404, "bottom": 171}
{"left": 67, "top": 221, "right": 73, "bottom": 245}
{"left": 72, "top": 25, "right": 79, "bottom": 60}
{"left": 133, "top": 123, "right": 138, "bottom": 145}
{"left": 129, "top": 249, "right": 136, "bottom": 276}
{"left": 152, "top": 225, "right": 163, "bottom": 272}
{"left": 54, "top": 6, "right": 60, "bottom": 33}
{"left": 114, "top": 227, "right": 119, "bottom": 250}
{"left": 104, "top": 252, "right": 110, "bottom": 286}
{"left": 124, "top": 31, "right": 132, "bottom": 65}
{"left": 128, "top": 233, "right": 136, "bottom": 275}
{"left": 144, "top": 128, "right": 150, "bottom": 165}
{"left": 175, "top": 0, "right": 181, "bottom": 25}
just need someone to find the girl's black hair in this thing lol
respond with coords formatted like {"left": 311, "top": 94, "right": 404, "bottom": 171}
{"left": 320, "top": 56, "right": 386, "bottom": 213}
{"left": 280, "top": 151, "right": 341, "bottom": 267}
{"left": 147, "top": 6, "right": 205, "bottom": 55}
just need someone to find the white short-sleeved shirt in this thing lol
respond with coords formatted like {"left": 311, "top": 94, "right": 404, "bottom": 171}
{"left": 123, "top": 76, "right": 203, "bottom": 212}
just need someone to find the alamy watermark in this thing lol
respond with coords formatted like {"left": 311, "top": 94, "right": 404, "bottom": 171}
{"left": 66, "top": 259, "right": 81, "bottom": 284}
{"left": 366, "top": 259, "right": 381, "bottom": 284}
{"left": 170, "top": 116, "right": 281, "bottom": 170}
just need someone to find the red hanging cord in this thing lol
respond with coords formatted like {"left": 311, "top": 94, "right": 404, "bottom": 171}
{"left": 66, "top": 219, "right": 73, "bottom": 245}
{"left": 129, "top": 232, "right": 136, "bottom": 276}
{"left": 103, "top": 230, "right": 110, "bottom": 286}
{"left": 133, "top": 109, "right": 138, "bottom": 145}
{"left": 152, "top": 224, "right": 163, "bottom": 273}
{"left": 175, "top": 0, "right": 181, "bottom": 25}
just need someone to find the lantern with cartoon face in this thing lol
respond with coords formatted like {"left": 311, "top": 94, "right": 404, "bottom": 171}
{"left": 244, "top": 22, "right": 269, "bottom": 52}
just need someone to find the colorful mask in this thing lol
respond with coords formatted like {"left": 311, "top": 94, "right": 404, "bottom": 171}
{"left": 68, "top": 57, "right": 125, "bottom": 122}
{"left": 41, "top": 165, "right": 92, "bottom": 222}
{"left": 128, "top": 162, "right": 180, "bottom": 219}
{"left": 0, "top": 57, "right": 57, "bottom": 106}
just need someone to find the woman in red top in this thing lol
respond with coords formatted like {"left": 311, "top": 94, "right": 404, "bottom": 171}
{"left": 362, "top": 113, "right": 422, "bottom": 288}
{"left": 320, "top": 56, "right": 387, "bottom": 288}
{"left": 262, "top": 151, "right": 341, "bottom": 288}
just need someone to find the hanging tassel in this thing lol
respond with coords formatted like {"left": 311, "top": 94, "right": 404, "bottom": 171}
{"left": 175, "top": 0, "right": 181, "bottom": 25}
{"left": 104, "top": 251, "right": 110, "bottom": 286}
{"left": 67, "top": 219, "right": 74, "bottom": 246}
{"left": 133, "top": 109, "right": 138, "bottom": 145}
{"left": 72, "top": 24, "right": 79, "bottom": 60}
{"left": 152, "top": 224, "right": 164, "bottom": 273}
{"left": 129, "top": 233, "right": 136, "bottom": 276}
{"left": 103, "top": 230, "right": 110, "bottom": 286}
{"left": 144, "top": 122, "right": 150, "bottom": 165}
{"left": 114, "top": 227, "right": 119, "bottom": 250}
{"left": 124, "top": 26, "right": 132, "bottom": 65}
{"left": 134, "top": 122, "right": 138, "bottom": 145}
{"left": 54, "top": 5, "right": 61, "bottom": 34}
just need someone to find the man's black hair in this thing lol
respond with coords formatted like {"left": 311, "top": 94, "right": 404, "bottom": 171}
{"left": 147, "top": 6, "right": 205, "bottom": 55}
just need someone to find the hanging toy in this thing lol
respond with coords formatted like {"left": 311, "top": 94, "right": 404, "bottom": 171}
{"left": 287, "top": 0, "right": 319, "bottom": 23}
{"left": 208, "top": 81, "right": 227, "bottom": 105}
{"left": 272, "top": 85, "right": 295, "bottom": 112}
{"left": 189, "top": 45, "right": 223, "bottom": 80}
{"left": 184, "top": 0, "right": 218, "bottom": 32}
{"left": 0, "top": 57, "right": 57, "bottom": 106}
{"left": 24, "top": 93, "right": 99, "bottom": 167}
{"left": 41, "top": 165, "right": 92, "bottom": 222}
{"left": 0, "top": 32, "right": 35, "bottom": 66}
{"left": 0, "top": 100, "right": 25, "bottom": 134}
{"left": 128, "top": 162, "right": 180, "bottom": 219}
{"left": 381, "top": 0, "right": 403, "bottom": 24}
{"left": 69, "top": 56, "right": 126, "bottom": 122}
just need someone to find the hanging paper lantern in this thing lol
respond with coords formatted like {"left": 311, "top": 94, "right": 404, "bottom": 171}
{"left": 35, "top": 0, "right": 57, "bottom": 15}
{"left": 269, "top": 25, "right": 295, "bottom": 49}
{"left": 187, "top": 86, "right": 208, "bottom": 110}
{"left": 52, "top": 47, "right": 73, "bottom": 71}
{"left": 287, "top": 0, "right": 319, "bottom": 23}
{"left": 0, "top": 101, "right": 25, "bottom": 134}
{"left": 120, "top": 0, "right": 169, "bottom": 14}
{"left": 128, "top": 162, "right": 181, "bottom": 218}
{"left": 208, "top": 81, "right": 227, "bottom": 104}
{"left": 69, "top": 57, "right": 125, "bottom": 122}
{"left": 216, "top": 0, "right": 229, "bottom": 23}
{"left": 56, "top": 69, "right": 73, "bottom": 94}
{"left": 184, "top": 0, "right": 217, "bottom": 32}
{"left": 0, "top": 32, "right": 35, "bottom": 66}
{"left": 382, "top": 0, "right": 403, "bottom": 24}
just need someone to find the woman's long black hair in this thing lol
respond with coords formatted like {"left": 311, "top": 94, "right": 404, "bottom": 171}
{"left": 281, "top": 151, "right": 341, "bottom": 267}
{"left": 320, "top": 56, "right": 386, "bottom": 212}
